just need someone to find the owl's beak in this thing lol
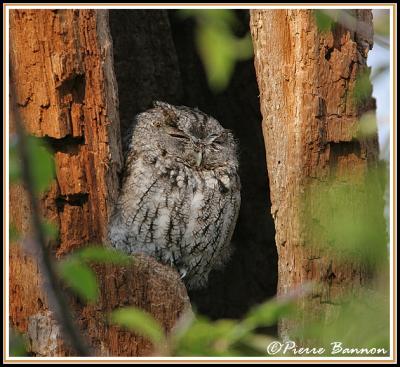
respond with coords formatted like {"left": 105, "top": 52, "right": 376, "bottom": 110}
{"left": 195, "top": 151, "right": 203, "bottom": 167}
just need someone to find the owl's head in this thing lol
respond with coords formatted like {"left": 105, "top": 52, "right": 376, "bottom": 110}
{"left": 133, "top": 101, "right": 239, "bottom": 171}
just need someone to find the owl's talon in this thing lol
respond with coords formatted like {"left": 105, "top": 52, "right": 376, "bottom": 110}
{"left": 179, "top": 268, "right": 187, "bottom": 279}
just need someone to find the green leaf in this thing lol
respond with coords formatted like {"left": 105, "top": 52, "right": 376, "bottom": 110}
{"left": 235, "top": 334, "right": 276, "bottom": 356}
{"left": 235, "top": 33, "right": 254, "bottom": 60}
{"left": 197, "top": 24, "right": 235, "bottom": 92}
{"left": 314, "top": 10, "right": 337, "bottom": 33}
{"left": 41, "top": 220, "right": 59, "bottom": 241}
{"left": 373, "top": 10, "right": 390, "bottom": 37}
{"left": 178, "top": 9, "right": 237, "bottom": 29}
{"left": 57, "top": 258, "right": 99, "bottom": 303}
{"left": 242, "top": 298, "right": 294, "bottom": 329}
{"left": 303, "top": 167, "right": 388, "bottom": 266}
{"left": 357, "top": 112, "right": 378, "bottom": 138}
{"left": 110, "top": 307, "right": 165, "bottom": 344}
{"left": 56, "top": 245, "right": 131, "bottom": 304}
{"left": 172, "top": 316, "right": 239, "bottom": 356}
{"left": 199, "top": 10, "right": 238, "bottom": 28}
{"left": 352, "top": 69, "right": 373, "bottom": 105}
{"left": 177, "top": 9, "right": 253, "bottom": 92}
{"left": 74, "top": 245, "right": 132, "bottom": 265}
{"left": 9, "top": 138, "right": 21, "bottom": 184}
{"left": 9, "top": 329, "right": 28, "bottom": 357}
{"left": 291, "top": 289, "right": 390, "bottom": 356}
{"left": 27, "top": 136, "right": 55, "bottom": 194}
{"left": 9, "top": 223, "right": 20, "bottom": 243}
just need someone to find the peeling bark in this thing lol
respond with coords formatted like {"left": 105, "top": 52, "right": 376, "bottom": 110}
{"left": 250, "top": 9, "right": 384, "bottom": 338}
{"left": 9, "top": 9, "right": 190, "bottom": 356}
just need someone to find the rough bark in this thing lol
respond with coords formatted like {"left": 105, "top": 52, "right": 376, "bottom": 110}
{"left": 9, "top": 9, "right": 190, "bottom": 356}
{"left": 250, "top": 9, "right": 385, "bottom": 338}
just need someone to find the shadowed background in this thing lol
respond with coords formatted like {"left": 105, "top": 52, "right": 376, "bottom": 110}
{"left": 109, "top": 9, "right": 278, "bottom": 320}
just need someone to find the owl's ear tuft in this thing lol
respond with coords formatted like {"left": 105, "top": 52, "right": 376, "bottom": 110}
{"left": 153, "top": 101, "right": 171, "bottom": 109}
{"left": 154, "top": 101, "right": 178, "bottom": 127}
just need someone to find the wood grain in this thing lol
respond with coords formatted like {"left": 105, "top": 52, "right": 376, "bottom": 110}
{"left": 9, "top": 9, "right": 191, "bottom": 356}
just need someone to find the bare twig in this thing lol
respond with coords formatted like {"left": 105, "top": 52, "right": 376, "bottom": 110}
{"left": 9, "top": 66, "right": 91, "bottom": 356}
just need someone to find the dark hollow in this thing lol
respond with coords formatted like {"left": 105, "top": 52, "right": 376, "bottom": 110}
{"left": 109, "top": 9, "right": 278, "bottom": 322}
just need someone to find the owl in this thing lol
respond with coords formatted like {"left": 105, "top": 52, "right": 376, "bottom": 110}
{"left": 108, "top": 101, "right": 241, "bottom": 289}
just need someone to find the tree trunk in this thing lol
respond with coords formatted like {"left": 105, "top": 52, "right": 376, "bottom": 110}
{"left": 250, "top": 9, "right": 384, "bottom": 339}
{"left": 9, "top": 9, "right": 190, "bottom": 356}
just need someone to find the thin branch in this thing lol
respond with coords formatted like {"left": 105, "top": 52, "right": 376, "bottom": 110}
{"left": 9, "top": 66, "right": 91, "bottom": 356}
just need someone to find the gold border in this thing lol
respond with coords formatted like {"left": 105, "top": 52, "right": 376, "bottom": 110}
{"left": 3, "top": 3, "right": 397, "bottom": 364}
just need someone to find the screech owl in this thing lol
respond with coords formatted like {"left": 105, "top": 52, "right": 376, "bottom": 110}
{"left": 108, "top": 101, "right": 241, "bottom": 289}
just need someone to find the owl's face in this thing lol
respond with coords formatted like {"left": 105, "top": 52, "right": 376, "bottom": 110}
{"left": 135, "top": 101, "right": 238, "bottom": 171}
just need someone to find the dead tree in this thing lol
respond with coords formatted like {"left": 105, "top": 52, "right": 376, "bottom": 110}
{"left": 9, "top": 9, "right": 190, "bottom": 356}
{"left": 250, "top": 9, "right": 385, "bottom": 338}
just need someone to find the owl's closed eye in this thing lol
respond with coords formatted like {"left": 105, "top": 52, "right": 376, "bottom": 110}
{"left": 108, "top": 101, "right": 241, "bottom": 289}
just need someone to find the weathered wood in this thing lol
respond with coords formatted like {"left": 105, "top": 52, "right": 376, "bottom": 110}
{"left": 9, "top": 9, "right": 190, "bottom": 356}
{"left": 81, "top": 256, "right": 191, "bottom": 356}
{"left": 250, "top": 9, "right": 384, "bottom": 338}
{"left": 24, "top": 257, "right": 191, "bottom": 357}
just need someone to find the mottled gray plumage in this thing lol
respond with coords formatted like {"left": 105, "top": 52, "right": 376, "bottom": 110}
{"left": 108, "top": 101, "right": 241, "bottom": 289}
